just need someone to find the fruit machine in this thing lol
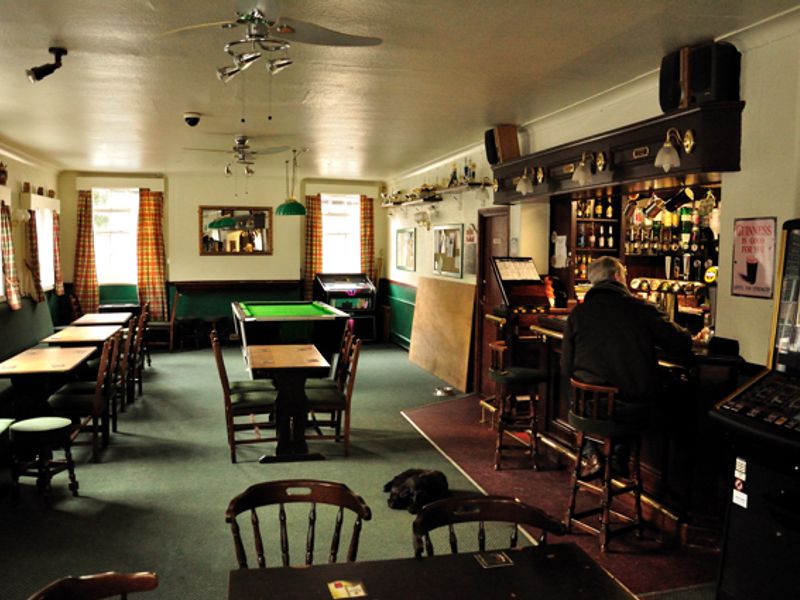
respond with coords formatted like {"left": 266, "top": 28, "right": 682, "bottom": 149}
{"left": 710, "top": 218, "right": 800, "bottom": 600}
{"left": 313, "top": 273, "right": 376, "bottom": 341}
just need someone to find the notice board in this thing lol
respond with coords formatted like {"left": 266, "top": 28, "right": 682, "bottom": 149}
{"left": 409, "top": 277, "right": 475, "bottom": 391}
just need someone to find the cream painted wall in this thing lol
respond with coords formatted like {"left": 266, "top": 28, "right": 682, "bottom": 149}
{"left": 167, "top": 172, "right": 300, "bottom": 281}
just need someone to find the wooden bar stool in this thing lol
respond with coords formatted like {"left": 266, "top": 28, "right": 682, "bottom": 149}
{"left": 565, "top": 378, "right": 649, "bottom": 551}
{"left": 9, "top": 417, "right": 79, "bottom": 506}
{"left": 488, "top": 340, "right": 546, "bottom": 470}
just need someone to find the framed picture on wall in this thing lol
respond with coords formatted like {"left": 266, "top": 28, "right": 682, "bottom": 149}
{"left": 396, "top": 227, "right": 416, "bottom": 271}
{"left": 433, "top": 224, "right": 463, "bottom": 278}
{"left": 731, "top": 216, "right": 776, "bottom": 299}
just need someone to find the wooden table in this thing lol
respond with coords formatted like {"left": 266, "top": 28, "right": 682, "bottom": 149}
{"left": 0, "top": 346, "right": 97, "bottom": 419}
{"left": 72, "top": 312, "right": 133, "bottom": 326}
{"left": 227, "top": 542, "right": 636, "bottom": 600}
{"left": 246, "top": 344, "right": 330, "bottom": 462}
{"left": 41, "top": 325, "right": 121, "bottom": 347}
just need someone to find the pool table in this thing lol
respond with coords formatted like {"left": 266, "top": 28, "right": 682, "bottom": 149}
{"left": 231, "top": 300, "right": 350, "bottom": 364}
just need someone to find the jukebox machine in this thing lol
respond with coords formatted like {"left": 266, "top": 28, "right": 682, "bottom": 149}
{"left": 313, "top": 273, "right": 377, "bottom": 341}
{"left": 711, "top": 219, "right": 800, "bottom": 600}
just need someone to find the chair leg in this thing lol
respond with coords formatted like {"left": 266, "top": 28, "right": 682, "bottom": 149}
{"left": 599, "top": 439, "right": 613, "bottom": 552}
{"left": 36, "top": 449, "right": 53, "bottom": 508}
{"left": 633, "top": 437, "right": 643, "bottom": 538}
{"left": 91, "top": 416, "right": 101, "bottom": 463}
{"left": 565, "top": 432, "right": 585, "bottom": 532}
{"left": 65, "top": 444, "right": 79, "bottom": 497}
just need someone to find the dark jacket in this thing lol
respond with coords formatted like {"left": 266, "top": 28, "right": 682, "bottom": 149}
{"left": 561, "top": 280, "right": 692, "bottom": 403}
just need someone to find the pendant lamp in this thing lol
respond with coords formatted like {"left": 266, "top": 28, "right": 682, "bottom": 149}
{"left": 275, "top": 149, "right": 307, "bottom": 216}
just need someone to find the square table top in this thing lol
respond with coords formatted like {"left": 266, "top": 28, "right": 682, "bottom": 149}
{"left": 41, "top": 325, "right": 121, "bottom": 345}
{"left": 227, "top": 543, "right": 636, "bottom": 600}
{"left": 246, "top": 344, "right": 330, "bottom": 371}
{"left": 72, "top": 312, "right": 133, "bottom": 326}
{"left": 0, "top": 346, "right": 96, "bottom": 376}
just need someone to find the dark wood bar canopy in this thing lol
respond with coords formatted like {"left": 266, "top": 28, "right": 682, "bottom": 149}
{"left": 491, "top": 101, "right": 745, "bottom": 203}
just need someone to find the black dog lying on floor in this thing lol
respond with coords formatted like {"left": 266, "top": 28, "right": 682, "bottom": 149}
{"left": 383, "top": 469, "right": 450, "bottom": 514}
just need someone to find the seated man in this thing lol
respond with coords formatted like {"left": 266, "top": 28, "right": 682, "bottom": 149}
{"left": 561, "top": 256, "right": 692, "bottom": 476}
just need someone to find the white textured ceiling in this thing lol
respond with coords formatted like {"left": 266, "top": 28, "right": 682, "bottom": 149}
{"left": 0, "top": 1, "right": 797, "bottom": 180}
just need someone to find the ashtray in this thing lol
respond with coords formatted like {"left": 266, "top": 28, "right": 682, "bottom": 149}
{"left": 433, "top": 386, "right": 455, "bottom": 397}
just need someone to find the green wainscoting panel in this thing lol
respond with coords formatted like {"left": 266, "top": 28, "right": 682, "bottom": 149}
{"left": 99, "top": 284, "right": 139, "bottom": 303}
{"left": 168, "top": 284, "right": 302, "bottom": 322}
{"left": 384, "top": 281, "right": 416, "bottom": 350}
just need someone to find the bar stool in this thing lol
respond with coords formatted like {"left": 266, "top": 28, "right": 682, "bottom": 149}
{"left": 488, "top": 340, "right": 546, "bottom": 470}
{"left": 565, "top": 378, "right": 649, "bottom": 551}
{"left": 9, "top": 417, "right": 79, "bottom": 506}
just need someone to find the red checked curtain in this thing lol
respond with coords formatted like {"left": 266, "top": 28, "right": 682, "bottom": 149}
{"left": 360, "top": 195, "right": 375, "bottom": 282}
{"left": 137, "top": 189, "right": 168, "bottom": 321}
{"left": 302, "top": 194, "right": 322, "bottom": 299}
{"left": 26, "top": 209, "right": 44, "bottom": 302}
{"left": 0, "top": 202, "right": 22, "bottom": 309}
{"left": 74, "top": 189, "right": 99, "bottom": 313}
{"left": 52, "top": 211, "right": 65, "bottom": 295}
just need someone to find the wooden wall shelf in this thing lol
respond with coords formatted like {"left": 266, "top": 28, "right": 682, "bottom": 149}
{"left": 491, "top": 101, "right": 745, "bottom": 204}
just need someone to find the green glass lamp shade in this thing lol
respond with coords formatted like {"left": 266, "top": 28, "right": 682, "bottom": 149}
{"left": 207, "top": 217, "right": 237, "bottom": 229}
{"left": 275, "top": 197, "right": 307, "bottom": 216}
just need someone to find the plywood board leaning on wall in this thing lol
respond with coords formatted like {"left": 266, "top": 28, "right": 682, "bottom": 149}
{"left": 409, "top": 277, "right": 475, "bottom": 392}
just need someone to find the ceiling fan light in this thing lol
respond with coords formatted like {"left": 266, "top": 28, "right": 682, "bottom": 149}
{"left": 267, "top": 57, "right": 293, "bottom": 74}
{"left": 216, "top": 65, "right": 241, "bottom": 83}
{"left": 224, "top": 164, "right": 233, "bottom": 177}
{"left": 234, "top": 51, "right": 261, "bottom": 69}
{"left": 275, "top": 197, "right": 307, "bottom": 216}
{"left": 243, "top": 165, "right": 255, "bottom": 177}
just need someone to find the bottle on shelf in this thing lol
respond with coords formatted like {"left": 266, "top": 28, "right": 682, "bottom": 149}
{"left": 576, "top": 200, "right": 583, "bottom": 218}
{"left": 577, "top": 224, "right": 585, "bottom": 248}
{"left": 598, "top": 225, "right": 605, "bottom": 248}
{"left": 607, "top": 225, "right": 614, "bottom": 249}
{"left": 588, "top": 224, "right": 596, "bottom": 248}
{"left": 605, "top": 196, "right": 614, "bottom": 219}
{"left": 578, "top": 255, "right": 587, "bottom": 280}
{"left": 595, "top": 198, "right": 603, "bottom": 218}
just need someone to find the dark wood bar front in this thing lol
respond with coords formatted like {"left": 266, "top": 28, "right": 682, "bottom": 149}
{"left": 523, "top": 316, "right": 746, "bottom": 538}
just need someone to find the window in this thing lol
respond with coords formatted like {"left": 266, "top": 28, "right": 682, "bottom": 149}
{"left": 321, "top": 194, "right": 360, "bottom": 273}
{"left": 34, "top": 207, "right": 55, "bottom": 290}
{"left": 93, "top": 188, "right": 139, "bottom": 284}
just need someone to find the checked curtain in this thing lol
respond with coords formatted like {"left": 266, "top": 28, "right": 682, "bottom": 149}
{"left": 53, "top": 211, "right": 65, "bottom": 295}
{"left": 25, "top": 209, "right": 44, "bottom": 302}
{"left": 360, "top": 195, "right": 375, "bottom": 283}
{"left": 0, "top": 202, "right": 22, "bottom": 309}
{"left": 302, "top": 194, "right": 322, "bottom": 299}
{"left": 73, "top": 189, "right": 99, "bottom": 313}
{"left": 137, "top": 189, "right": 168, "bottom": 321}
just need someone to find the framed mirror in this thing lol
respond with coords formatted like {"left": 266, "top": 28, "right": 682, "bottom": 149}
{"left": 199, "top": 206, "right": 273, "bottom": 256}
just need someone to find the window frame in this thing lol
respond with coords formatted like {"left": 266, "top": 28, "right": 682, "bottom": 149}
{"left": 320, "top": 193, "right": 361, "bottom": 274}
{"left": 92, "top": 187, "right": 139, "bottom": 285}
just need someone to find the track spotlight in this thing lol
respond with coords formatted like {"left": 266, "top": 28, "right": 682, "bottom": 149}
{"left": 26, "top": 47, "right": 68, "bottom": 83}
{"left": 233, "top": 51, "right": 261, "bottom": 70}
{"left": 243, "top": 165, "right": 255, "bottom": 177}
{"left": 267, "top": 57, "right": 293, "bottom": 74}
{"left": 224, "top": 164, "right": 233, "bottom": 177}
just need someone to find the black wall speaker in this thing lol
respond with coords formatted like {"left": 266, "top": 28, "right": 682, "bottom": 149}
{"left": 659, "top": 41, "right": 741, "bottom": 112}
{"left": 484, "top": 125, "right": 520, "bottom": 165}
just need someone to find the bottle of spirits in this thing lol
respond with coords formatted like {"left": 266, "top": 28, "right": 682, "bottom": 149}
{"left": 598, "top": 225, "right": 605, "bottom": 248}
{"left": 577, "top": 224, "right": 585, "bottom": 248}
{"left": 607, "top": 225, "right": 614, "bottom": 249}
{"left": 576, "top": 200, "right": 583, "bottom": 218}
{"left": 605, "top": 197, "right": 613, "bottom": 219}
{"left": 595, "top": 198, "right": 603, "bottom": 218}
{"left": 588, "top": 225, "right": 596, "bottom": 248}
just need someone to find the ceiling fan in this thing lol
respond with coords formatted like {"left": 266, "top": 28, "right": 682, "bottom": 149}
{"left": 164, "top": 0, "right": 382, "bottom": 82}
{"left": 184, "top": 135, "right": 289, "bottom": 176}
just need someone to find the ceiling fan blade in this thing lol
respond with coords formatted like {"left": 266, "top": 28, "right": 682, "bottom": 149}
{"left": 251, "top": 145, "right": 290, "bottom": 155}
{"left": 161, "top": 19, "right": 238, "bottom": 36}
{"left": 275, "top": 17, "right": 382, "bottom": 46}
{"left": 182, "top": 147, "right": 230, "bottom": 153}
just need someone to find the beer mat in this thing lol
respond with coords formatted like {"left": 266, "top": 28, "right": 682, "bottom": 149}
{"left": 474, "top": 551, "right": 514, "bottom": 568}
{"left": 327, "top": 580, "right": 367, "bottom": 598}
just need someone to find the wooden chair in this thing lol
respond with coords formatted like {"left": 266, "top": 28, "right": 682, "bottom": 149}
{"left": 210, "top": 330, "right": 278, "bottom": 463}
{"left": 565, "top": 378, "right": 649, "bottom": 551}
{"left": 304, "top": 337, "right": 362, "bottom": 456}
{"left": 10, "top": 416, "right": 79, "bottom": 507}
{"left": 225, "top": 479, "right": 372, "bottom": 568}
{"left": 27, "top": 571, "right": 158, "bottom": 600}
{"left": 110, "top": 319, "right": 136, "bottom": 429}
{"left": 412, "top": 495, "right": 566, "bottom": 558}
{"left": 130, "top": 310, "right": 148, "bottom": 399}
{"left": 306, "top": 320, "right": 355, "bottom": 391}
{"left": 69, "top": 293, "right": 84, "bottom": 321}
{"left": 47, "top": 338, "right": 115, "bottom": 463}
{"left": 146, "top": 291, "right": 178, "bottom": 355}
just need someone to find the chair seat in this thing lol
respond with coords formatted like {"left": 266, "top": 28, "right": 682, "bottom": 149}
{"left": 305, "top": 378, "right": 338, "bottom": 390}
{"left": 10, "top": 417, "right": 72, "bottom": 445}
{"left": 305, "top": 387, "right": 346, "bottom": 410}
{"left": 0, "top": 417, "right": 15, "bottom": 436}
{"left": 230, "top": 390, "right": 277, "bottom": 415}
{"left": 48, "top": 381, "right": 98, "bottom": 413}
{"left": 230, "top": 379, "right": 275, "bottom": 394}
{"left": 567, "top": 406, "right": 650, "bottom": 438}
{"left": 489, "top": 366, "right": 546, "bottom": 385}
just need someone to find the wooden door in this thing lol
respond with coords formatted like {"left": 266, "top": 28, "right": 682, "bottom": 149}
{"left": 473, "top": 207, "right": 509, "bottom": 398}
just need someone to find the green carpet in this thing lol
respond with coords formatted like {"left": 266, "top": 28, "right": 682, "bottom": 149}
{"left": 0, "top": 344, "right": 478, "bottom": 599}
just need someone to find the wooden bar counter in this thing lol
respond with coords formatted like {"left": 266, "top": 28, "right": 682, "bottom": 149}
{"left": 524, "top": 313, "right": 746, "bottom": 540}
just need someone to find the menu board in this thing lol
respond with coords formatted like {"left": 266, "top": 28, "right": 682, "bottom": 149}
{"left": 490, "top": 257, "right": 547, "bottom": 308}
{"left": 494, "top": 257, "right": 541, "bottom": 281}
{"left": 775, "top": 225, "right": 800, "bottom": 374}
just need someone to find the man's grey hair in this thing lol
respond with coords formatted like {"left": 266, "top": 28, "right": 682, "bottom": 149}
{"left": 588, "top": 255, "right": 625, "bottom": 285}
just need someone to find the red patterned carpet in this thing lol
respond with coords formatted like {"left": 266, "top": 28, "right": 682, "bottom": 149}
{"left": 403, "top": 395, "right": 720, "bottom": 597}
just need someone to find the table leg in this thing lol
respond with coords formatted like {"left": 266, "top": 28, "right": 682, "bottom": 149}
{"left": 260, "top": 372, "right": 324, "bottom": 463}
